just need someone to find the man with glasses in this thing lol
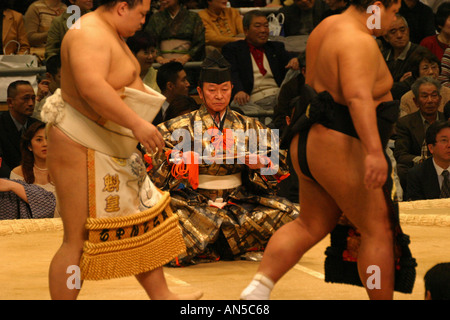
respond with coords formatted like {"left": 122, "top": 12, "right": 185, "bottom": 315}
{"left": 0, "top": 80, "right": 37, "bottom": 178}
{"left": 405, "top": 120, "right": 450, "bottom": 200}
{"left": 394, "top": 77, "right": 447, "bottom": 191}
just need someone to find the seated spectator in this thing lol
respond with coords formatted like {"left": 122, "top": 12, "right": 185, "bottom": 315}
{"left": 126, "top": 31, "right": 160, "bottom": 93}
{"left": 272, "top": 52, "right": 306, "bottom": 133}
{"left": 33, "top": 54, "right": 61, "bottom": 121}
{"left": 164, "top": 94, "right": 199, "bottom": 121}
{"left": 321, "top": 0, "right": 349, "bottom": 19}
{"left": 0, "top": 121, "right": 56, "bottom": 220}
{"left": 400, "top": 50, "right": 450, "bottom": 116}
{"left": 406, "top": 120, "right": 450, "bottom": 200}
{"left": 277, "top": 0, "right": 328, "bottom": 36}
{"left": 420, "top": 2, "right": 450, "bottom": 61}
{"left": 394, "top": 77, "right": 446, "bottom": 191}
{"left": 198, "top": 0, "right": 244, "bottom": 53}
{"left": 0, "top": 81, "right": 38, "bottom": 178}
{"left": 154, "top": 61, "right": 191, "bottom": 124}
{"left": 145, "top": 0, "right": 205, "bottom": 65}
{"left": 1, "top": 3, "right": 30, "bottom": 55}
{"left": 10, "top": 121, "right": 55, "bottom": 194}
{"left": 45, "top": 0, "right": 93, "bottom": 60}
{"left": 24, "top": 0, "right": 67, "bottom": 58}
{"left": 147, "top": 50, "right": 299, "bottom": 266}
{"left": 222, "top": 10, "right": 299, "bottom": 123}
{"left": 382, "top": 14, "right": 429, "bottom": 87}
{"left": 424, "top": 262, "right": 450, "bottom": 300}
{"left": 399, "top": 0, "right": 435, "bottom": 45}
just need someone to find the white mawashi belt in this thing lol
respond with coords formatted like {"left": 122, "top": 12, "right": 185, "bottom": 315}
{"left": 197, "top": 173, "right": 242, "bottom": 190}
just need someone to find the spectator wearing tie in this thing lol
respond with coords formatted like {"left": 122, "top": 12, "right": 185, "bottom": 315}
{"left": 406, "top": 120, "right": 450, "bottom": 200}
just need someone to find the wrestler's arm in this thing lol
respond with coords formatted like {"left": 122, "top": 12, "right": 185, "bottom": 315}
{"left": 338, "top": 36, "right": 388, "bottom": 189}
{"left": 64, "top": 28, "right": 164, "bottom": 152}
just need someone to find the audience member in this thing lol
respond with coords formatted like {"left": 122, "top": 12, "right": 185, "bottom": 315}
{"left": 45, "top": 0, "right": 93, "bottom": 60}
{"left": 0, "top": 80, "right": 38, "bottom": 178}
{"left": 145, "top": 0, "right": 205, "bottom": 65}
{"left": 394, "top": 77, "right": 446, "bottom": 191}
{"left": 424, "top": 262, "right": 450, "bottom": 300}
{"left": 148, "top": 50, "right": 299, "bottom": 266}
{"left": 399, "top": 0, "right": 435, "bottom": 45}
{"left": 154, "top": 61, "right": 191, "bottom": 124}
{"left": 24, "top": 0, "right": 67, "bottom": 56}
{"left": 126, "top": 31, "right": 160, "bottom": 93}
{"left": 420, "top": 2, "right": 450, "bottom": 61}
{"left": 272, "top": 52, "right": 306, "bottom": 133}
{"left": 0, "top": 121, "right": 56, "bottom": 220}
{"left": 198, "top": 0, "right": 244, "bottom": 52}
{"left": 277, "top": 0, "right": 328, "bottom": 36}
{"left": 400, "top": 50, "right": 450, "bottom": 116}
{"left": 164, "top": 94, "right": 199, "bottom": 121}
{"left": 33, "top": 54, "right": 61, "bottom": 121}
{"left": 406, "top": 120, "right": 450, "bottom": 200}
{"left": 221, "top": 10, "right": 299, "bottom": 123}
{"left": 1, "top": 2, "right": 30, "bottom": 55}
{"left": 382, "top": 14, "right": 429, "bottom": 85}
{"left": 10, "top": 121, "right": 55, "bottom": 194}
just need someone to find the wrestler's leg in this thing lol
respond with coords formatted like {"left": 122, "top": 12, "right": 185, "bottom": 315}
{"left": 47, "top": 126, "right": 88, "bottom": 300}
{"left": 307, "top": 125, "right": 395, "bottom": 300}
{"left": 241, "top": 134, "right": 342, "bottom": 299}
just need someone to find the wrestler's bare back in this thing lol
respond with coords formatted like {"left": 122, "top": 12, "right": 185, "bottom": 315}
{"left": 305, "top": 10, "right": 394, "bottom": 107}
{"left": 60, "top": 11, "right": 145, "bottom": 123}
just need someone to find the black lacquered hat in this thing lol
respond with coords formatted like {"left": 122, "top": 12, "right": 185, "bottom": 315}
{"left": 199, "top": 50, "right": 232, "bottom": 84}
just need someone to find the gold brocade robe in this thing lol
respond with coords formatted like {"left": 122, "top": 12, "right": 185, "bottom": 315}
{"left": 148, "top": 104, "right": 299, "bottom": 265}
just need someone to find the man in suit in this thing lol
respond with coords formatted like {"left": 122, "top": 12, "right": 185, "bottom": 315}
{"left": 0, "top": 80, "right": 37, "bottom": 178}
{"left": 394, "top": 77, "right": 446, "bottom": 191}
{"left": 406, "top": 120, "right": 450, "bottom": 200}
{"left": 221, "top": 10, "right": 299, "bottom": 122}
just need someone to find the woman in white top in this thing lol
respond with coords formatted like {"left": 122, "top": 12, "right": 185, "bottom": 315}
{"left": 10, "top": 121, "right": 55, "bottom": 194}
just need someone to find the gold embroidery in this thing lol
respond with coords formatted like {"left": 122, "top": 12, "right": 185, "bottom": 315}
{"left": 103, "top": 174, "right": 120, "bottom": 192}
{"left": 105, "top": 195, "right": 120, "bottom": 212}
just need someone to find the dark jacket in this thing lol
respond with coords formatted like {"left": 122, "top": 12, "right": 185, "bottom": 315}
{"left": 0, "top": 111, "right": 37, "bottom": 177}
{"left": 222, "top": 40, "right": 296, "bottom": 98}
{"left": 406, "top": 157, "right": 442, "bottom": 200}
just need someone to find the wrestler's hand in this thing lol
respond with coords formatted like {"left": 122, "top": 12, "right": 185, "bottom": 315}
{"left": 132, "top": 119, "right": 165, "bottom": 154}
{"left": 364, "top": 152, "right": 388, "bottom": 189}
{"left": 245, "top": 154, "right": 269, "bottom": 170}
{"left": 234, "top": 91, "right": 250, "bottom": 106}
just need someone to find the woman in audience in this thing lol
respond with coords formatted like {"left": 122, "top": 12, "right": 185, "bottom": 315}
{"left": 144, "top": 0, "right": 205, "bottom": 65}
{"left": 0, "top": 121, "right": 56, "bottom": 220}
{"left": 126, "top": 31, "right": 161, "bottom": 92}
{"left": 24, "top": 0, "right": 67, "bottom": 56}
{"left": 1, "top": 2, "right": 30, "bottom": 54}
{"left": 198, "top": 0, "right": 244, "bottom": 52}
{"left": 420, "top": 2, "right": 450, "bottom": 61}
